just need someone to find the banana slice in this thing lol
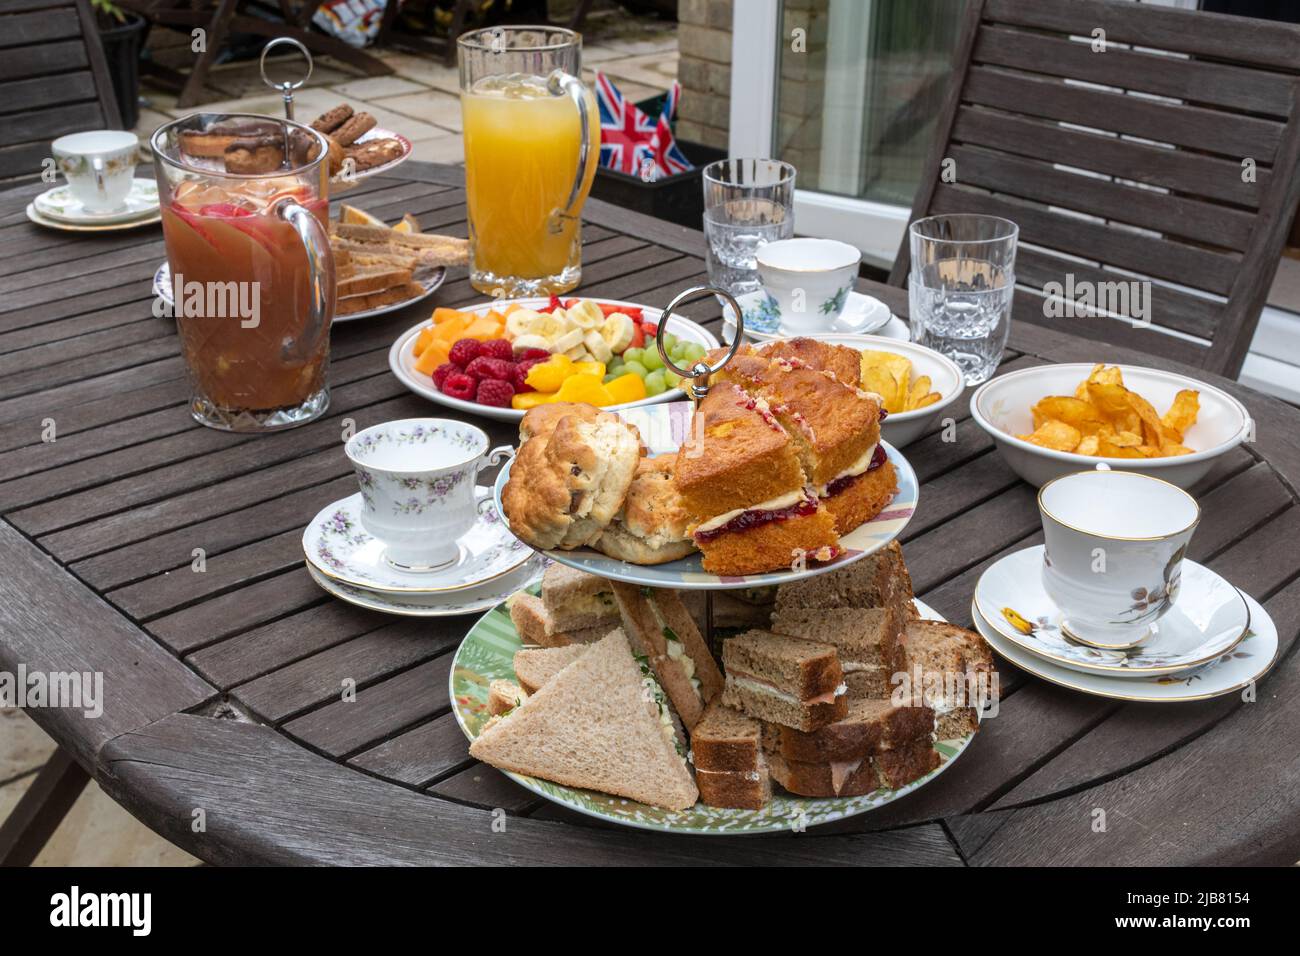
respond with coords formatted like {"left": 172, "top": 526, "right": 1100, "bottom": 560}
{"left": 565, "top": 345, "right": 592, "bottom": 362}
{"left": 598, "top": 312, "right": 635, "bottom": 353}
{"left": 510, "top": 333, "right": 552, "bottom": 352}
{"left": 550, "top": 328, "right": 585, "bottom": 353}
{"left": 583, "top": 329, "right": 613, "bottom": 363}
{"left": 566, "top": 300, "right": 604, "bottom": 330}
{"left": 505, "top": 308, "right": 545, "bottom": 338}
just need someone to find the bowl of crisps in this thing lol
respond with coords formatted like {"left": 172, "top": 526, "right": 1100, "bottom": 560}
{"left": 803, "top": 334, "right": 964, "bottom": 447}
{"left": 970, "top": 363, "right": 1251, "bottom": 489}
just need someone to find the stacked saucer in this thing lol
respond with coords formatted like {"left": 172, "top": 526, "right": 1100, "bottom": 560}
{"left": 27, "top": 179, "right": 160, "bottom": 232}
{"left": 971, "top": 545, "right": 1277, "bottom": 702}
{"left": 303, "top": 488, "right": 541, "bottom": 617}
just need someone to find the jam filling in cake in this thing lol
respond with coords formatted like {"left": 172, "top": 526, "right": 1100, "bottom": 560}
{"left": 821, "top": 444, "right": 888, "bottom": 499}
{"left": 693, "top": 491, "right": 820, "bottom": 544}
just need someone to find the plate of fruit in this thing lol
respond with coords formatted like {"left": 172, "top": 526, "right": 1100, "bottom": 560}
{"left": 387, "top": 296, "right": 721, "bottom": 421}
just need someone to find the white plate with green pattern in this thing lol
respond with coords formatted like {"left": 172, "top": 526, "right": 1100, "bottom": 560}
{"left": 450, "top": 596, "right": 979, "bottom": 835}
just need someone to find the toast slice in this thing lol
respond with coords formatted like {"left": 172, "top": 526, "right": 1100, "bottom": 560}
{"left": 470, "top": 630, "right": 698, "bottom": 810}
{"left": 610, "top": 582, "right": 724, "bottom": 730}
{"left": 720, "top": 630, "right": 847, "bottom": 731}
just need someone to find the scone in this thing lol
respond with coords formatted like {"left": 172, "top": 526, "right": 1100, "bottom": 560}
{"left": 502, "top": 403, "right": 643, "bottom": 551}
{"left": 596, "top": 454, "right": 696, "bottom": 564}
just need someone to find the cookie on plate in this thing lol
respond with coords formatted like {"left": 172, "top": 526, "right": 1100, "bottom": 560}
{"left": 503, "top": 403, "right": 643, "bottom": 551}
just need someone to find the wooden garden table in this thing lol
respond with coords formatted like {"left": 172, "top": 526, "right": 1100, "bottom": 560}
{"left": 1, "top": 161, "right": 1298, "bottom": 866}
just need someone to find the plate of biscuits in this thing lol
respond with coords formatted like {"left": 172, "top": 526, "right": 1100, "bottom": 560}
{"left": 494, "top": 339, "right": 919, "bottom": 588}
{"left": 450, "top": 546, "right": 991, "bottom": 833}
{"left": 309, "top": 103, "right": 412, "bottom": 183}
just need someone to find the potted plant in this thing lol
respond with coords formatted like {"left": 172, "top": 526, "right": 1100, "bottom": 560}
{"left": 91, "top": 0, "right": 146, "bottom": 129}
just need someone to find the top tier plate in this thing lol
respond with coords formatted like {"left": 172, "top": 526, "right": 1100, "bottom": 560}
{"left": 491, "top": 401, "right": 918, "bottom": 589}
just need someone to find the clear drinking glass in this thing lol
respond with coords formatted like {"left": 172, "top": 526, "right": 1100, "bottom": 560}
{"left": 702, "top": 158, "right": 796, "bottom": 297}
{"left": 459, "top": 26, "right": 599, "bottom": 297}
{"left": 908, "top": 214, "right": 1018, "bottom": 385}
{"left": 152, "top": 113, "right": 335, "bottom": 432}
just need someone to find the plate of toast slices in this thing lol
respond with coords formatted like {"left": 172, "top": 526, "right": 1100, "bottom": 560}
{"left": 329, "top": 204, "right": 467, "bottom": 320}
{"left": 451, "top": 545, "right": 993, "bottom": 833}
{"left": 495, "top": 346, "right": 919, "bottom": 586}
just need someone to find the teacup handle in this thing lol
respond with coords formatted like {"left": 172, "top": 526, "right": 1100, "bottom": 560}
{"left": 92, "top": 156, "right": 106, "bottom": 195}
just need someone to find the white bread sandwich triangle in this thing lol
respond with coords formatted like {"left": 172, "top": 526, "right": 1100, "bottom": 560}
{"left": 469, "top": 629, "right": 699, "bottom": 810}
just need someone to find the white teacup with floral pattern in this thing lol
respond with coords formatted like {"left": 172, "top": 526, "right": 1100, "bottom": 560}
{"left": 1038, "top": 468, "right": 1200, "bottom": 649}
{"left": 345, "top": 418, "right": 511, "bottom": 572}
{"left": 755, "top": 238, "right": 861, "bottom": 334}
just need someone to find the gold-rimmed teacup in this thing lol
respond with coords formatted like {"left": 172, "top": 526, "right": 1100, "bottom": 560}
{"left": 1038, "top": 467, "right": 1199, "bottom": 649}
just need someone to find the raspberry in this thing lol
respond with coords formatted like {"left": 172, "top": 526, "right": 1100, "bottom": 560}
{"left": 481, "top": 338, "right": 514, "bottom": 361}
{"left": 465, "top": 356, "right": 515, "bottom": 381}
{"left": 442, "top": 372, "right": 476, "bottom": 401}
{"left": 431, "top": 362, "right": 457, "bottom": 391}
{"left": 511, "top": 363, "right": 535, "bottom": 392}
{"left": 476, "top": 379, "right": 516, "bottom": 407}
{"left": 514, "top": 347, "right": 550, "bottom": 363}
{"left": 448, "top": 338, "right": 483, "bottom": 369}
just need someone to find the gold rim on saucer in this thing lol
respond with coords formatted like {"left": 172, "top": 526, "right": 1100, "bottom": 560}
{"left": 972, "top": 588, "right": 1250, "bottom": 677}
{"left": 25, "top": 202, "right": 160, "bottom": 233}
{"left": 971, "top": 600, "right": 1271, "bottom": 703}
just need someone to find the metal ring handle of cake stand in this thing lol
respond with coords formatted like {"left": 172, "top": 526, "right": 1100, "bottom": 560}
{"left": 654, "top": 285, "right": 745, "bottom": 401}
{"left": 654, "top": 285, "right": 744, "bottom": 654}
{"left": 260, "top": 36, "right": 314, "bottom": 120}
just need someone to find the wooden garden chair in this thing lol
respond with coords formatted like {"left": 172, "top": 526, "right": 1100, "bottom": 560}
{"left": 889, "top": 0, "right": 1300, "bottom": 378}
{"left": 0, "top": 0, "right": 123, "bottom": 181}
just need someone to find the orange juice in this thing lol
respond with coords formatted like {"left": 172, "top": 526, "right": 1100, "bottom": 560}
{"left": 462, "top": 74, "right": 599, "bottom": 295}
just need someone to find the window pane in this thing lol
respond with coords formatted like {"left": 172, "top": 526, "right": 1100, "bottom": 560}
{"left": 774, "top": 0, "right": 968, "bottom": 206}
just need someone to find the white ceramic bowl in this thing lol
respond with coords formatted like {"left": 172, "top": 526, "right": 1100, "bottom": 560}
{"left": 796, "top": 333, "right": 964, "bottom": 448}
{"left": 970, "top": 363, "right": 1252, "bottom": 489}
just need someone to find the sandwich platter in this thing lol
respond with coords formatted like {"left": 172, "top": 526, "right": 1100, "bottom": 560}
{"left": 491, "top": 401, "right": 919, "bottom": 589}
{"left": 451, "top": 596, "right": 978, "bottom": 835}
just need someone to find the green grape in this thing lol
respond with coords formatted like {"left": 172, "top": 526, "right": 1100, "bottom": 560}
{"left": 662, "top": 332, "right": 677, "bottom": 351}
{"left": 682, "top": 342, "right": 706, "bottom": 362}
{"left": 622, "top": 347, "right": 643, "bottom": 365}
{"left": 644, "top": 370, "right": 667, "bottom": 396}
{"left": 642, "top": 349, "right": 664, "bottom": 371}
{"left": 603, "top": 372, "right": 620, "bottom": 383}
{"left": 663, "top": 370, "right": 682, "bottom": 389}
{"left": 622, "top": 360, "right": 648, "bottom": 379}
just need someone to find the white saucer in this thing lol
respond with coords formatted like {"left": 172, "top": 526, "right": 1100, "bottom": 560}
{"left": 971, "top": 597, "right": 1277, "bottom": 703}
{"left": 302, "top": 488, "right": 533, "bottom": 594}
{"left": 722, "top": 289, "right": 895, "bottom": 342}
{"left": 974, "top": 545, "right": 1251, "bottom": 677}
{"left": 33, "top": 178, "right": 159, "bottom": 225}
{"left": 308, "top": 554, "right": 545, "bottom": 617}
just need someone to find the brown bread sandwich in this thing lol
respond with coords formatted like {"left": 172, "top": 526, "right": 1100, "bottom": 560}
{"left": 720, "top": 629, "right": 847, "bottom": 731}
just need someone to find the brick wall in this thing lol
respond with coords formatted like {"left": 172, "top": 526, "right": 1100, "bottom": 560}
{"left": 677, "top": 0, "right": 732, "bottom": 149}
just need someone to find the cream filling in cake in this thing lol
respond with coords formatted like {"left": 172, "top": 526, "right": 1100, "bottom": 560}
{"left": 813, "top": 442, "right": 878, "bottom": 497}
{"left": 694, "top": 488, "right": 807, "bottom": 535}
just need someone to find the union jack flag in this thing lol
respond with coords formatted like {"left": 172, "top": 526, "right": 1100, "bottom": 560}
{"left": 594, "top": 72, "right": 693, "bottom": 182}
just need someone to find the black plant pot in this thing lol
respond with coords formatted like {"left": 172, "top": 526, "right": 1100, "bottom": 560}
{"left": 98, "top": 12, "right": 146, "bottom": 129}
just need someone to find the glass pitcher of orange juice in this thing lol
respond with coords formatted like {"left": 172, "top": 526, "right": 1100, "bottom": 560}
{"left": 459, "top": 27, "right": 599, "bottom": 297}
